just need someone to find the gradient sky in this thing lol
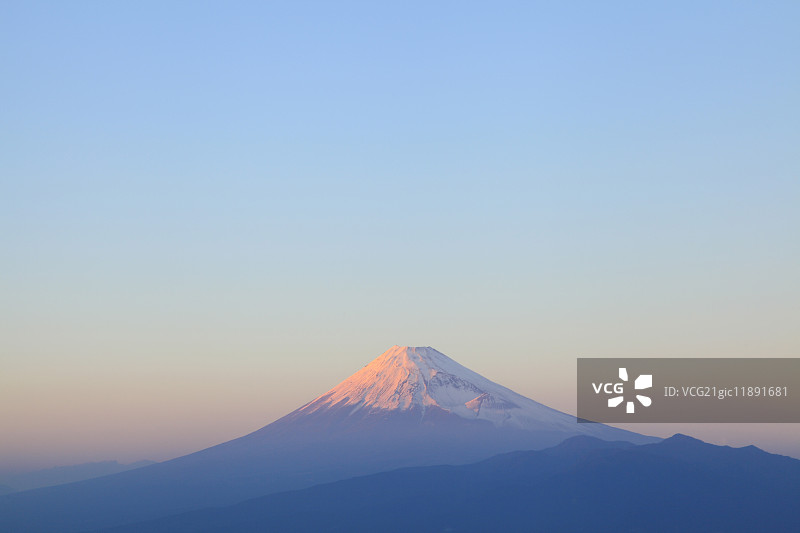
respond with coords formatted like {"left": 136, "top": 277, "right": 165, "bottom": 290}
{"left": 2, "top": 1, "right": 799, "bottom": 471}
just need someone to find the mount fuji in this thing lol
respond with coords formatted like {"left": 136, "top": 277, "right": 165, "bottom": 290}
{"left": 0, "top": 346, "right": 655, "bottom": 533}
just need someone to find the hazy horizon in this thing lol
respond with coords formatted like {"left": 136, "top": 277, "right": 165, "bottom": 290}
{"left": 3, "top": 1, "right": 798, "bottom": 471}
{"left": 3, "top": 344, "right": 800, "bottom": 471}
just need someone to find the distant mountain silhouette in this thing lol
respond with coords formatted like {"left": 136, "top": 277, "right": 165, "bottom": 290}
{"left": 95, "top": 434, "right": 800, "bottom": 533}
{"left": 0, "top": 347, "right": 653, "bottom": 532}
{"left": 0, "top": 460, "right": 155, "bottom": 494}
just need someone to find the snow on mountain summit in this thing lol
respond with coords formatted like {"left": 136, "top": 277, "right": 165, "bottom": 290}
{"left": 296, "top": 346, "right": 580, "bottom": 431}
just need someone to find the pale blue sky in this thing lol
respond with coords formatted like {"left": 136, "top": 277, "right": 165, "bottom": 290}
{"left": 1, "top": 1, "right": 799, "bottom": 469}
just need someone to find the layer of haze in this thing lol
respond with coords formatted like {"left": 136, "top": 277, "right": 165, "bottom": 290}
{"left": 2, "top": 1, "right": 798, "bottom": 471}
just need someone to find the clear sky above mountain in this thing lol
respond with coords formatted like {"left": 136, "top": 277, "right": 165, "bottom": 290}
{"left": 1, "top": 1, "right": 798, "bottom": 469}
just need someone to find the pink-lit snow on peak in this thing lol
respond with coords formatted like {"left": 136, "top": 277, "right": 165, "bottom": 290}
{"left": 296, "top": 346, "right": 579, "bottom": 431}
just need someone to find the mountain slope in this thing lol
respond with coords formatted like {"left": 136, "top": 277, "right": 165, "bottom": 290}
{"left": 0, "top": 346, "right": 654, "bottom": 533}
{"left": 96, "top": 435, "right": 800, "bottom": 533}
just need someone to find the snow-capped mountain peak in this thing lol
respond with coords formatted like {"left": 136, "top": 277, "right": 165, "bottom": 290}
{"left": 296, "top": 346, "right": 578, "bottom": 431}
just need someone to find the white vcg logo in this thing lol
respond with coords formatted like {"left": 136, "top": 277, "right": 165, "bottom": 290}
{"left": 592, "top": 367, "right": 652, "bottom": 414}
{"left": 592, "top": 382, "right": 624, "bottom": 394}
